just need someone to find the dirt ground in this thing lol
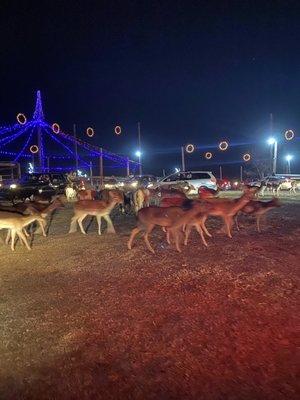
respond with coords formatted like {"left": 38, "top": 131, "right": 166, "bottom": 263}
{"left": 0, "top": 192, "right": 299, "bottom": 400}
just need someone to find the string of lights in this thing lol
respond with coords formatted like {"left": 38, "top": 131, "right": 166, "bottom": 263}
{"left": 0, "top": 150, "right": 31, "bottom": 158}
{"left": 44, "top": 126, "right": 91, "bottom": 168}
{"left": 14, "top": 125, "right": 35, "bottom": 161}
{"left": 0, "top": 124, "right": 21, "bottom": 136}
{"left": 0, "top": 122, "right": 33, "bottom": 147}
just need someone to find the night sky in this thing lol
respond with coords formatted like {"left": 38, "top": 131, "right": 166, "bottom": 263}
{"left": 1, "top": 0, "right": 300, "bottom": 177}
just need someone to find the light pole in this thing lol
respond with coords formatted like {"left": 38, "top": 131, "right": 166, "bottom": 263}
{"left": 267, "top": 137, "right": 278, "bottom": 174}
{"left": 137, "top": 122, "right": 142, "bottom": 175}
{"left": 181, "top": 146, "right": 186, "bottom": 171}
{"left": 135, "top": 150, "right": 142, "bottom": 174}
{"left": 285, "top": 154, "right": 293, "bottom": 174}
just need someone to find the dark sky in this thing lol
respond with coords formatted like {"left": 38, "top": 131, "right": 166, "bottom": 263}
{"left": 1, "top": 0, "right": 300, "bottom": 177}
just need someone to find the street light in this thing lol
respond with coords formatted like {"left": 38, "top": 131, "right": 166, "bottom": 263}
{"left": 285, "top": 154, "right": 293, "bottom": 174}
{"left": 267, "top": 137, "right": 278, "bottom": 174}
{"left": 135, "top": 150, "right": 142, "bottom": 174}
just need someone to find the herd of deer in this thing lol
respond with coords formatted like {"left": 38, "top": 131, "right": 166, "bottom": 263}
{"left": 0, "top": 183, "right": 283, "bottom": 253}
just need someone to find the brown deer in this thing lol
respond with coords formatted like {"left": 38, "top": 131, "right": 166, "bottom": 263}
{"left": 127, "top": 201, "right": 209, "bottom": 253}
{"left": 69, "top": 190, "right": 123, "bottom": 235}
{"left": 0, "top": 213, "right": 46, "bottom": 251}
{"left": 235, "top": 197, "right": 281, "bottom": 232}
{"left": 172, "top": 186, "right": 259, "bottom": 245}
{"left": 12, "top": 196, "right": 65, "bottom": 217}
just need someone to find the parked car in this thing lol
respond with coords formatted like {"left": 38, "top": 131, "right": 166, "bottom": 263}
{"left": 155, "top": 171, "right": 217, "bottom": 194}
{"left": 0, "top": 173, "right": 67, "bottom": 201}
{"left": 124, "top": 175, "right": 158, "bottom": 190}
{"left": 217, "top": 179, "right": 231, "bottom": 190}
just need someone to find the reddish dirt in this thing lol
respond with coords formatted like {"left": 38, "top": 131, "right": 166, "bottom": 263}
{"left": 0, "top": 195, "right": 299, "bottom": 399}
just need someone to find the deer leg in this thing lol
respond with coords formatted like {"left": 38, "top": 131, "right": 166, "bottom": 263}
{"left": 23, "top": 228, "right": 30, "bottom": 237}
{"left": 35, "top": 219, "right": 47, "bottom": 235}
{"left": 96, "top": 215, "right": 102, "bottom": 235}
{"left": 224, "top": 216, "right": 233, "bottom": 238}
{"left": 144, "top": 224, "right": 155, "bottom": 254}
{"left": 37, "top": 220, "right": 47, "bottom": 237}
{"left": 166, "top": 229, "right": 171, "bottom": 245}
{"left": 78, "top": 216, "right": 87, "bottom": 235}
{"left": 5, "top": 230, "right": 11, "bottom": 245}
{"left": 195, "top": 223, "right": 208, "bottom": 247}
{"left": 256, "top": 214, "right": 265, "bottom": 233}
{"left": 235, "top": 215, "right": 240, "bottom": 231}
{"left": 184, "top": 224, "right": 193, "bottom": 246}
{"left": 127, "top": 227, "right": 142, "bottom": 249}
{"left": 200, "top": 216, "right": 212, "bottom": 237}
{"left": 69, "top": 215, "right": 79, "bottom": 233}
{"left": 17, "top": 230, "right": 31, "bottom": 250}
{"left": 174, "top": 228, "right": 182, "bottom": 253}
{"left": 104, "top": 215, "right": 115, "bottom": 233}
{"left": 10, "top": 230, "right": 16, "bottom": 251}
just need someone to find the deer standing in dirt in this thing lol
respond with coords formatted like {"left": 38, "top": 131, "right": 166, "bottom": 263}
{"left": 127, "top": 201, "right": 210, "bottom": 253}
{"left": 235, "top": 197, "right": 281, "bottom": 232}
{"left": 290, "top": 181, "right": 298, "bottom": 195}
{"left": 173, "top": 186, "right": 259, "bottom": 246}
{"left": 133, "top": 188, "right": 150, "bottom": 213}
{"left": 12, "top": 196, "right": 65, "bottom": 217}
{"left": 0, "top": 213, "right": 46, "bottom": 251}
{"left": 69, "top": 190, "right": 123, "bottom": 235}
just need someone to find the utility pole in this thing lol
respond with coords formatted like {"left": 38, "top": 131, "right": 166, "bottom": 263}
{"left": 37, "top": 126, "right": 42, "bottom": 170}
{"left": 73, "top": 124, "right": 79, "bottom": 172}
{"left": 240, "top": 165, "right": 243, "bottom": 181}
{"left": 137, "top": 122, "right": 142, "bottom": 175}
{"left": 126, "top": 157, "right": 130, "bottom": 176}
{"left": 89, "top": 161, "right": 93, "bottom": 186}
{"left": 99, "top": 147, "right": 104, "bottom": 188}
{"left": 270, "top": 113, "right": 277, "bottom": 175}
{"left": 181, "top": 146, "right": 186, "bottom": 171}
{"left": 219, "top": 165, "right": 223, "bottom": 180}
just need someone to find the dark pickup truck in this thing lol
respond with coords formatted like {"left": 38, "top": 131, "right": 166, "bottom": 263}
{"left": 0, "top": 173, "right": 68, "bottom": 202}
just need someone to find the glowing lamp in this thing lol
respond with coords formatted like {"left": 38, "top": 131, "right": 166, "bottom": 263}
{"left": 185, "top": 144, "right": 195, "bottom": 153}
{"left": 284, "top": 130, "right": 294, "bottom": 141}
{"left": 267, "top": 137, "right": 276, "bottom": 145}
{"left": 243, "top": 153, "right": 251, "bottom": 162}
{"left": 219, "top": 141, "right": 229, "bottom": 151}
{"left": 114, "top": 126, "right": 122, "bottom": 135}
{"left": 86, "top": 127, "right": 94, "bottom": 137}
{"left": 17, "top": 113, "right": 27, "bottom": 125}
{"left": 52, "top": 123, "right": 60, "bottom": 134}
{"left": 30, "top": 145, "right": 39, "bottom": 154}
{"left": 205, "top": 152, "right": 213, "bottom": 159}
{"left": 285, "top": 154, "right": 293, "bottom": 162}
{"left": 135, "top": 150, "right": 141, "bottom": 158}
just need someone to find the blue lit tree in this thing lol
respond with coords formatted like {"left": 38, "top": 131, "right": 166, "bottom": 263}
{"left": 0, "top": 91, "right": 138, "bottom": 175}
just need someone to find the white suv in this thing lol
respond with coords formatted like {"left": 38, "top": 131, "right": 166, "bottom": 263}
{"left": 155, "top": 171, "right": 217, "bottom": 194}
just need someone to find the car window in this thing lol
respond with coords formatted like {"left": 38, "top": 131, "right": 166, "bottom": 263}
{"left": 190, "top": 172, "right": 211, "bottom": 179}
{"left": 164, "top": 173, "right": 181, "bottom": 182}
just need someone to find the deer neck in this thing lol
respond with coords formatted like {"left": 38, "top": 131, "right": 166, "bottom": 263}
{"left": 231, "top": 195, "right": 252, "bottom": 215}
{"left": 106, "top": 199, "right": 118, "bottom": 213}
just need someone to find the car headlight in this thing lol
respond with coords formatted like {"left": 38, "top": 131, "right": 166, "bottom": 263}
{"left": 118, "top": 182, "right": 125, "bottom": 187}
{"left": 38, "top": 189, "right": 43, "bottom": 193}
{"left": 131, "top": 181, "right": 138, "bottom": 187}
{"left": 10, "top": 184, "right": 17, "bottom": 189}
{"left": 147, "top": 183, "right": 154, "bottom": 188}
